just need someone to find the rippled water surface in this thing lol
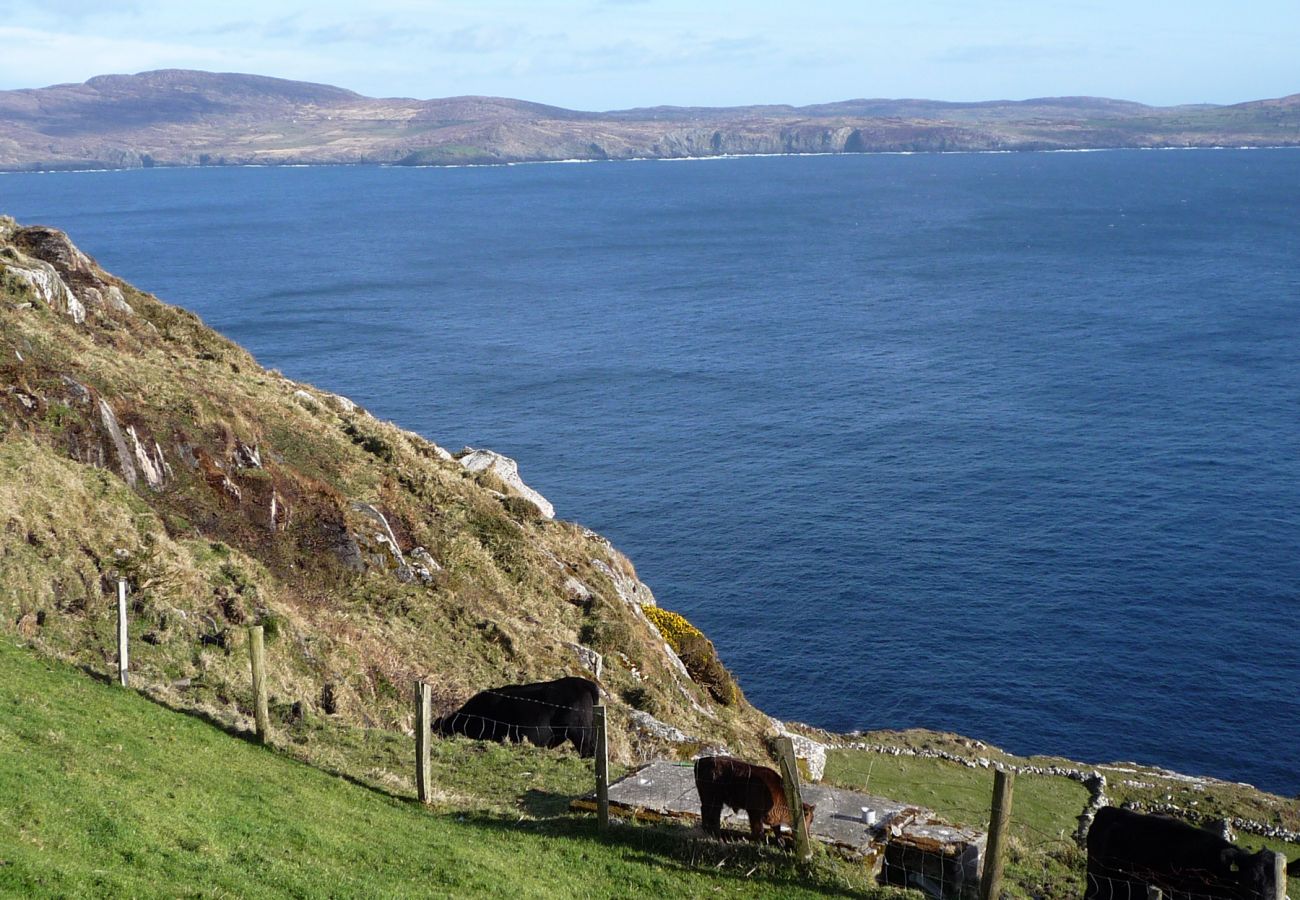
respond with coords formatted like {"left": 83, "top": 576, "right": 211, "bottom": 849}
{"left": 4, "top": 150, "right": 1298, "bottom": 792}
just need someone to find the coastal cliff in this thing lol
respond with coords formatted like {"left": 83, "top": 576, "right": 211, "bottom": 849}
{"left": 1, "top": 70, "right": 1298, "bottom": 171}
{"left": 2, "top": 218, "right": 1297, "bottom": 899}
{"left": 0, "top": 216, "right": 789, "bottom": 771}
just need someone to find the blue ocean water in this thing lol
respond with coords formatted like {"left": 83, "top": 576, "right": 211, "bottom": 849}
{"left": 3, "top": 151, "right": 1298, "bottom": 794}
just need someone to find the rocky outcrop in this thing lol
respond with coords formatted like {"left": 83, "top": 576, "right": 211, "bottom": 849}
{"left": 457, "top": 447, "right": 554, "bottom": 519}
{"left": 409, "top": 546, "right": 442, "bottom": 583}
{"left": 590, "top": 558, "right": 657, "bottom": 609}
{"left": 628, "top": 709, "right": 696, "bottom": 744}
{"left": 97, "top": 399, "right": 138, "bottom": 488}
{"left": 1, "top": 224, "right": 133, "bottom": 322}
{"left": 2, "top": 251, "right": 86, "bottom": 323}
{"left": 769, "top": 718, "right": 829, "bottom": 783}
{"left": 351, "top": 501, "right": 413, "bottom": 581}
{"left": 564, "top": 642, "right": 603, "bottom": 680}
{"left": 128, "top": 425, "right": 171, "bottom": 491}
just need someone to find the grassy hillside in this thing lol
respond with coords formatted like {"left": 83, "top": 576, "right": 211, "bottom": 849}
{"left": 0, "top": 214, "right": 769, "bottom": 784}
{"left": 0, "top": 638, "right": 894, "bottom": 899}
{"left": 3, "top": 217, "right": 1297, "bottom": 898}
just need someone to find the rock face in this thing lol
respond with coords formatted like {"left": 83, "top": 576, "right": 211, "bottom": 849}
{"left": 564, "top": 641, "right": 603, "bottom": 680}
{"left": 97, "top": 399, "right": 138, "bottom": 488}
{"left": 1, "top": 224, "right": 133, "bottom": 321}
{"left": 0, "top": 217, "right": 784, "bottom": 783}
{"left": 591, "top": 558, "right": 657, "bottom": 609}
{"left": 351, "top": 502, "right": 413, "bottom": 581}
{"left": 769, "top": 718, "right": 829, "bottom": 783}
{"left": 457, "top": 447, "right": 555, "bottom": 519}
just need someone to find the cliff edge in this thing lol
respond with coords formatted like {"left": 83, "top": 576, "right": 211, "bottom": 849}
{"left": 0, "top": 216, "right": 787, "bottom": 773}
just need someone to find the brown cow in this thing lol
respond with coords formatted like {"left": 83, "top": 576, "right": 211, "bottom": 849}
{"left": 693, "top": 756, "right": 814, "bottom": 844}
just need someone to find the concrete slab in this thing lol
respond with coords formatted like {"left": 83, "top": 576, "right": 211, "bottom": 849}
{"left": 572, "top": 760, "right": 986, "bottom": 900}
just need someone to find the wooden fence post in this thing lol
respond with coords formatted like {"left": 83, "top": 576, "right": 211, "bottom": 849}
{"left": 248, "top": 625, "right": 269, "bottom": 744}
{"left": 1146, "top": 886, "right": 1163, "bottom": 900}
{"left": 593, "top": 705, "right": 609, "bottom": 832}
{"left": 1267, "top": 850, "right": 1287, "bottom": 900}
{"left": 415, "top": 680, "right": 432, "bottom": 804}
{"left": 775, "top": 736, "right": 813, "bottom": 860}
{"left": 980, "top": 767, "right": 1015, "bottom": 900}
{"left": 115, "top": 577, "right": 129, "bottom": 687}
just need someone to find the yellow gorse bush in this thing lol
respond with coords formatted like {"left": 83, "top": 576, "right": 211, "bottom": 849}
{"left": 642, "top": 606, "right": 703, "bottom": 653}
{"left": 642, "top": 606, "right": 739, "bottom": 706}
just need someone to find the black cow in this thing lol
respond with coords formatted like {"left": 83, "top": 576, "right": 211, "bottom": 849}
{"left": 1085, "top": 806, "right": 1281, "bottom": 899}
{"left": 433, "top": 676, "right": 599, "bottom": 758}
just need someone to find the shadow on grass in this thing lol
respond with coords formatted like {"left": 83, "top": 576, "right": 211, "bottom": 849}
{"left": 520, "top": 787, "right": 580, "bottom": 818}
{"left": 101, "top": 668, "right": 427, "bottom": 809}
{"left": 56, "top": 658, "right": 875, "bottom": 895}
{"left": 452, "top": 810, "right": 876, "bottom": 898}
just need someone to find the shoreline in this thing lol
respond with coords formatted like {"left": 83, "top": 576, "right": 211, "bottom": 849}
{"left": 3, "top": 142, "right": 1300, "bottom": 177}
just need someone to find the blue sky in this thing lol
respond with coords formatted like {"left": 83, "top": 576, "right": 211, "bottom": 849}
{"left": 0, "top": 1, "right": 1295, "bottom": 109}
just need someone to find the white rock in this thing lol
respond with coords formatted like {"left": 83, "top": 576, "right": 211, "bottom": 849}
{"left": 410, "top": 547, "right": 442, "bottom": 583}
{"left": 628, "top": 710, "right": 695, "bottom": 744}
{"left": 81, "top": 285, "right": 134, "bottom": 315}
{"left": 563, "top": 642, "right": 603, "bottom": 680}
{"left": 233, "top": 440, "right": 261, "bottom": 469}
{"left": 590, "top": 558, "right": 656, "bottom": 608}
{"left": 457, "top": 447, "right": 554, "bottom": 519}
{"left": 103, "top": 285, "right": 133, "bottom": 314}
{"left": 327, "top": 392, "right": 359, "bottom": 414}
{"left": 563, "top": 576, "right": 594, "bottom": 603}
{"left": 351, "top": 502, "right": 412, "bottom": 580}
{"left": 127, "top": 425, "right": 170, "bottom": 491}
{"left": 4, "top": 261, "right": 85, "bottom": 323}
{"left": 768, "top": 717, "right": 828, "bottom": 783}
{"left": 98, "top": 399, "right": 137, "bottom": 488}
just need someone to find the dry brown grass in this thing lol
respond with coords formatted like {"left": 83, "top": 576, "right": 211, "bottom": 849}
{"left": 0, "top": 222, "right": 784, "bottom": 802}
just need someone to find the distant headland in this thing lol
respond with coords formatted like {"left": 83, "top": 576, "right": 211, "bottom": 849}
{"left": 0, "top": 69, "right": 1297, "bottom": 172}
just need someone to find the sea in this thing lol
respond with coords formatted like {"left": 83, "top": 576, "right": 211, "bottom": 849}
{"left": 3, "top": 150, "right": 1298, "bottom": 795}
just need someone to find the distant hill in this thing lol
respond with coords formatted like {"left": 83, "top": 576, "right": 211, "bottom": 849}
{"left": 0, "top": 70, "right": 1297, "bottom": 170}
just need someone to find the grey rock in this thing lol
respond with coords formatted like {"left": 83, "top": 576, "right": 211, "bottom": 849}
{"left": 409, "top": 547, "right": 441, "bottom": 583}
{"left": 563, "top": 642, "right": 603, "bottom": 680}
{"left": 60, "top": 375, "right": 91, "bottom": 405}
{"left": 564, "top": 576, "right": 594, "bottom": 604}
{"left": 3, "top": 258, "right": 85, "bottom": 323}
{"left": 127, "top": 425, "right": 170, "bottom": 491}
{"left": 457, "top": 447, "right": 554, "bottom": 519}
{"left": 351, "top": 502, "right": 412, "bottom": 581}
{"left": 233, "top": 440, "right": 261, "bottom": 469}
{"left": 590, "top": 558, "right": 656, "bottom": 608}
{"left": 628, "top": 709, "right": 696, "bottom": 744}
{"left": 769, "top": 717, "right": 829, "bottom": 782}
{"left": 98, "top": 399, "right": 138, "bottom": 488}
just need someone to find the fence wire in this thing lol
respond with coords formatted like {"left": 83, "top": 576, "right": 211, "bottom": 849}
{"left": 1084, "top": 865, "right": 1278, "bottom": 900}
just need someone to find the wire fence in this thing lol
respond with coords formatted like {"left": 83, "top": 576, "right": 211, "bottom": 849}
{"left": 880, "top": 841, "right": 984, "bottom": 900}
{"left": 1084, "top": 864, "right": 1279, "bottom": 900}
{"left": 124, "top": 607, "right": 1287, "bottom": 900}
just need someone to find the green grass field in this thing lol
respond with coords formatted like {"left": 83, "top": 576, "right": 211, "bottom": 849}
{"left": 825, "top": 749, "right": 1300, "bottom": 900}
{"left": 0, "top": 640, "right": 899, "bottom": 899}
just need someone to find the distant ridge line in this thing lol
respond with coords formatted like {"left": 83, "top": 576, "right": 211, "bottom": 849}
{"left": 0, "top": 69, "right": 1296, "bottom": 172}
